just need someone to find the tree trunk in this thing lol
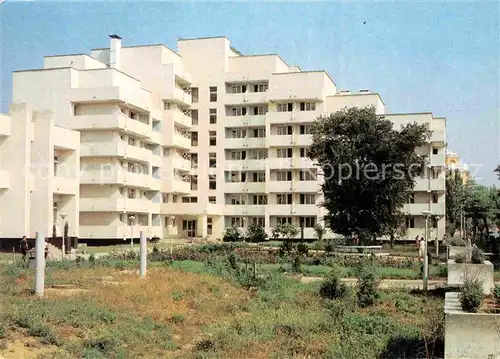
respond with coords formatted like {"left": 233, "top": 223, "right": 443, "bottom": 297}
{"left": 389, "top": 233, "right": 395, "bottom": 248}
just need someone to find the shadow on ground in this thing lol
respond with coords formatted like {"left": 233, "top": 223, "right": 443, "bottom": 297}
{"left": 378, "top": 336, "right": 444, "bottom": 359}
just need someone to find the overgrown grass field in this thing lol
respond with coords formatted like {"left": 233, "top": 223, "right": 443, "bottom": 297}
{"left": 0, "top": 257, "right": 445, "bottom": 359}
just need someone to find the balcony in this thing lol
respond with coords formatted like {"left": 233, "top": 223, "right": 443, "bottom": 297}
{"left": 224, "top": 137, "right": 266, "bottom": 149}
{"left": 80, "top": 168, "right": 125, "bottom": 185}
{"left": 224, "top": 205, "right": 266, "bottom": 216}
{"left": 430, "top": 130, "right": 445, "bottom": 145}
{"left": 294, "top": 134, "right": 312, "bottom": 147}
{"left": 53, "top": 177, "right": 78, "bottom": 195}
{"left": 430, "top": 153, "right": 445, "bottom": 167}
{"left": 268, "top": 158, "right": 294, "bottom": 169}
{"left": 292, "top": 111, "right": 322, "bottom": 124}
{"left": 0, "top": 115, "right": 11, "bottom": 136}
{"left": 0, "top": 170, "right": 9, "bottom": 189}
{"left": 225, "top": 114, "right": 266, "bottom": 128}
{"left": 172, "top": 178, "right": 190, "bottom": 194}
{"left": 431, "top": 178, "right": 445, "bottom": 192}
{"left": 80, "top": 141, "right": 151, "bottom": 164}
{"left": 292, "top": 204, "right": 319, "bottom": 216}
{"left": 224, "top": 182, "right": 266, "bottom": 193}
{"left": 293, "top": 181, "right": 321, "bottom": 193}
{"left": 413, "top": 178, "right": 430, "bottom": 192}
{"left": 268, "top": 135, "right": 293, "bottom": 147}
{"left": 295, "top": 158, "right": 316, "bottom": 168}
{"left": 164, "top": 110, "right": 191, "bottom": 128}
{"left": 245, "top": 159, "right": 266, "bottom": 171}
{"left": 80, "top": 197, "right": 151, "bottom": 213}
{"left": 170, "top": 156, "right": 191, "bottom": 172}
{"left": 69, "top": 114, "right": 152, "bottom": 138}
{"left": 124, "top": 171, "right": 151, "bottom": 189}
{"left": 404, "top": 203, "right": 445, "bottom": 216}
{"left": 79, "top": 224, "right": 152, "bottom": 239}
{"left": 163, "top": 86, "right": 192, "bottom": 107}
{"left": 267, "top": 205, "right": 293, "bottom": 216}
{"left": 161, "top": 202, "right": 203, "bottom": 215}
{"left": 267, "top": 181, "right": 293, "bottom": 193}
{"left": 268, "top": 112, "right": 294, "bottom": 124}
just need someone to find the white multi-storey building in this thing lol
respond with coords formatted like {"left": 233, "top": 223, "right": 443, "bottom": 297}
{"left": 0, "top": 35, "right": 446, "bottom": 244}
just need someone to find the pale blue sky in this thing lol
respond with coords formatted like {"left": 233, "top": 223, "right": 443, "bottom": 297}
{"left": 1, "top": 1, "right": 499, "bottom": 184}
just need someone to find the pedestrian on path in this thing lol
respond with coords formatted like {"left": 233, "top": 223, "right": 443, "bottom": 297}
{"left": 20, "top": 235, "right": 29, "bottom": 262}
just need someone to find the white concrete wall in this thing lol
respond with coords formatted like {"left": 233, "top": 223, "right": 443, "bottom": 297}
{"left": 447, "top": 260, "right": 495, "bottom": 295}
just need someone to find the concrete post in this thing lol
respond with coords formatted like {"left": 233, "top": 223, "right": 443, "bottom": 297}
{"left": 34, "top": 232, "right": 45, "bottom": 297}
{"left": 139, "top": 231, "right": 146, "bottom": 278}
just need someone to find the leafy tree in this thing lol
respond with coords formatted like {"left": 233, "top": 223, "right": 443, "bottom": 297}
{"left": 464, "top": 184, "right": 496, "bottom": 237}
{"left": 495, "top": 165, "right": 500, "bottom": 180}
{"left": 381, "top": 213, "right": 407, "bottom": 248}
{"left": 445, "top": 169, "right": 466, "bottom": 237}
{"left": 245, "top": 223, "right": 268, "bottom": 243}
{"left": 271, "top": 223, "right": 299, "bottom": 241}
{"left": 309, "top": 106, "right": 430, "bottom": 244}
{"left": 222, "top": 227, "right": 243, "bottom": 242}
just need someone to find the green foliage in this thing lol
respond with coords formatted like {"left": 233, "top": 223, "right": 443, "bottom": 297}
{"left": 227, "top": 252, "right": 238, "bottom": 270}
{"left": 223, "top": 227, "right": 243, "bottom": 242}
{"left": 291, "top": 255, "right": 302, "bottom": 273}
{"left": 436, "top": 264, "right": 448, "bottom": 277}
{"left": 296, "top": 242, "right": 309, "bottom": 255}
{"left": 459, "top": 278, "right": 484, "bottom": 313}
{"left": 493, "top": 285, "right": 500, "bottom": 305}
{"left": 471, "top": 247, "right": 485, "bottom": 264}
{"left": 169, "top": 313, "right": 185, "bottom": 324}
{"left": 313, "top": 223, "right": 326, "bottom": 242}
{"left": 454, "top": 253, "right": 466, "bottom": 263}
{"left": 245, "top": 223, "right": 268, "bottom": 243}
{"left": 319, "top": 266, "right": 348, "bottom": 300}
{"left": 272, "top": 223, "right": 299, "bottom": 240}
{"left": 279, "top": 240, "right": 294, "bottom": 256}
{"left": 356, "top": 260, "right": 379, "bottom": 308}
{"left": 447, "top": 236, "right": 467, "bottom": 246}
{"left": 446, "top": 169, "right": 466, "bottom": 237}
{"left": 309, "top": 106, "right": 430, "bottom": 244}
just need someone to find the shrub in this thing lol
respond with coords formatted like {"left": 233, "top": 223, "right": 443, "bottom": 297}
{"left": 291, "top": 255, "right": 302, "bottom": 273}
{"left": 356, "top": 261, "right": 379, "bottom": 308}
{"left": 227, "top": 253, "right": 238, "bottom": 270}
{"left": 471, "top": 247, "right": 485, "bottom": 264}
{"left": 319, "top": 266, "right": 348, "bottom": 300}
{"left": 223, "top": 227, "right": 243, "bottom": 242}
{"left": 245, "top": 224, "right": 268, "bottom": 243}
{"left": 493, "top": 285, "right": 500, "bottom": 305}
{"left": 448, "top": 237, "right": 466, "bottom": 247}
{"left": 454, "top": 253, "right": 466, "bottom": 263}
{"left": 436, "top": 264, "right": 448, "bottom": 277}
{"left": 296, "top": 242, "right": 309, "bottom": 256}
{"left": 279, "top": 240, "right": 294, "bottom": 256}
{"left": 459, "top": 278, "right": 483, "bottom": 313}
{"left": 89, "top": 253, "right": 96, "bottom": 264}
{"left": 324, "top": 240, "right": 335, "bottom": 252}
{"left": 169, "top": 313, "right": 185, "bottom": 324}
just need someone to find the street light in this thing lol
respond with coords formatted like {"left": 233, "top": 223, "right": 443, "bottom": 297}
{"left": 59, "top": 213, "right": 67, "bottom": 260}
{"left": 421, "top": 210, "right": 432, "bottom": 291}
{"left": 129, "top": 215, "right": 135, "bottom": 251}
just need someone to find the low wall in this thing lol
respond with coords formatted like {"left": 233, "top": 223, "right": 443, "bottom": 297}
{"left": 445, "top": 292, "right": 500, "bottom": 359}
{"left": 447, "top": 260, "right": 495, "bottom": 295}
{"left": 448, "top": 246, "right": 471, "bottom": 261}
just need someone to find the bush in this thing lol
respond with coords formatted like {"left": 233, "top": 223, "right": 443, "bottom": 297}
{"left": 493, "top": 285, "right": 500, "bottom": 305}
{"left": 296, "top": 242, "right": 309, "bottom": 256}
{"left": 324, "top": 240, "right": 335, "bottom": 252}
{"left": 436, "top": 264, "right": 448, "bottom": 277}
{"left": 291, "top": 255, "right": 302, "bottom": 273}
{"left": 454, "top": 253, "right": 466, "bottom": 263}
{"left": 223, "top": 227, "right": 243, "bottom": 242}
{"left": 319, "top": 266, "right": 348, "bottom": 300}
{"left": 459, "top": 278, "right": 483, "bottom": 313}
{"left": 471, "top": 247, "right": 485, "bottom": 264}
{"left": 279, "top": 240, "right": 294, "bottom": 256}
{"left": 356, "top": 261, "right": 379, "bottom": 308}
{"left": 448, "top": 237, "right": 466, "bottom": 246}
{"left": 245, "top": 224, "right": 268, "bottom": 243}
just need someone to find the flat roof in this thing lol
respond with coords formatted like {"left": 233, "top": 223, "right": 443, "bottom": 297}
{"left": 177, "top": 35, "right": 229, "bottom": 42}
{"left": 91, "top": 43, "right": 182, "bottom": 58}
{"left": 272, "top": 70, "right": 337, "bottom": 87}
{"left": 328, "top": 91, "right": 386, "bottom": 106}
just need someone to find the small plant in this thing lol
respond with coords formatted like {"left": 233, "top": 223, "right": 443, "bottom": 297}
{"left": 171, "top": 291, "right": 184, "bottom": 301}
{"left": 448, "top": 236, "right": 466, "bottom": 246}
{"left": 459, "top": 278, "right": 483, "bottom": 313}
{"left": 356, "top": 261, "right": 379, "bottom": 308}
{"left": 471, "top": 247, "right": 485, "bottom": 264}
{"left": 245, "top": 223, "right": 268, "bottom": 243}
{"left": 291, "top": 255, "right": 302, "bottom": 273}
{"left": 324, "top": 240, "right": 334, "bottom": 252}
{"left": 296, "top": 242, "right": 309, "bottom": 256}
{"left": 436, "top": 264, "right": 448, "bottom": 277}
{"left": 169, "top": 313, "right": 185, "bottom": 324}
{"left": 454, "top": 253, "right": 466, "bottom": 263}
{"left": 227, "top": 252, "right": 238, "bottom": 270}
{"left": 223, "top": 227, "right": 243, "bottom": 242}
{"left": 319, "top": 266, "right": 348, "bottom": 300}
{"left": 279, "top": 240, "right": 294, "bottom": 256}
{"left": 493, "top": 285, "right": 500, "bottom": 305}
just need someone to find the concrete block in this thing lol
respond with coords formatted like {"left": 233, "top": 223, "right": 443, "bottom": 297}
{"left": 447, "top": 260, "right": 495, "bottom": 295}
{"left": 445, "top": 292, "right": 500, "bottom": 359}
{"left": 448, "top": 246, "right": 471, "bottom": 261}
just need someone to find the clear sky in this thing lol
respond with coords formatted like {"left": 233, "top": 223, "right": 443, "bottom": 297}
{"left": 1, "top": 1, "right": 499, "bottom": 184}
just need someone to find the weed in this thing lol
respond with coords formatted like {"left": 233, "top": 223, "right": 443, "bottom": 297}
{"left": 196, "top": 338, "right": 216, "bottom": 351}
{"left": 356, "top": 260, "right": 379, "bottom": 308}
{"left": 169, "top": 313, "right": 185, "bottom": 324}
{"left": 454, "top": 253, "right": 466, "bottom": 263}
{"left": 319, "top": 266, "right": 348, "bottom": 300}
{"left": 171, "top": 291, "right": 184, "bottom": 301}
{"left": 436, "top": 264, "right": 448, "bottom": 277}
{"left": 291, "top": 255, "right": 302, "bottom": 273}
{"left": 471, "top": 247, "right": 485, "bottom": 264}
{"left": 460, "top": 278, "right": 483, "bottom": 312}
{"left": 493, "top": 285, "right": 500, "bottom": 305}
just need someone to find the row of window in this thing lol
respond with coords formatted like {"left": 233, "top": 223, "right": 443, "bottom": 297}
{"left": 223, "top": 170, "right": 317, "bottom": 182}
{"left": 226, "top": 193, "right": 316, "bottom": 205}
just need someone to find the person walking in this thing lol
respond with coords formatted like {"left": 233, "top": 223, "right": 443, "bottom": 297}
{"left": 20, "top": 236, "right": 29, "bottom": 262}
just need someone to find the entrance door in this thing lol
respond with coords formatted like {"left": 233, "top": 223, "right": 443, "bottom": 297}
{"left": 183, "top": 220, "right": 197, "bottom": 237}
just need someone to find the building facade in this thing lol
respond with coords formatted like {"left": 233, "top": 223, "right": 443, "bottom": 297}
{"left": 0, "top": 35, "right": 446, "bottom": 243}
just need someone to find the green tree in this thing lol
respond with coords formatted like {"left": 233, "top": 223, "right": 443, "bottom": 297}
{"left": 245, "top": 223, "right": 268, "bottom": 243}
{"left": 494, "top": 165, "right": 500, "bottom": 180}
{"left": 309, "top": 106, "right": 430, "bottom": 244}
{"left": 271, "top": 223, "right": 298, "bottom": 241}
{"left": 464, "top": 184, "right": 496, "bottom": 237}
{"left": 446, "top": 169, "right": 466, "bottom": 236}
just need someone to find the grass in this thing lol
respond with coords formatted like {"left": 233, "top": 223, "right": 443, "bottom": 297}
{"left": 0, "top": 258, "right": 445, "bottom": 359}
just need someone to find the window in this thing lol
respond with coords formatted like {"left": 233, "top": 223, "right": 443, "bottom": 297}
{"left": 276, "top": 171, "right": 292, "bottom": 181}
{"left": 277, "top": 103, "right": 293, "bottom": 112}
{"left": 252, "top": 194, "right": 267, "bottom": 205}
{"left": 277, "top": 125, "right": 292, "bottom": 135}
{"left": 209, "top": 109, "right": 217, "bottom": 124}
{"left": 209, "top": 175, "right": 216, "bottom": 190}
{"left": 191, "top": 109, "right": 198, "bottom": 125}
{"left": 300, "top": 148, "right": 310, "bottom": 158}
{"left": 300, "top": 194, "right": 316, "bottom": 204}
{"left": 406, "top": 216, "right": 415, "bottom": 228}
{"left": 249, "top": 149, "right": 267, "bottom": 159}
{"left": 191, "top": 153, "right": 198, "bottom": 168}
{"left": 230, "top": 217, "right": 246, "bottom": 228}
{"left": 231, "top": 107, "right": 247, "bottom": 116}
{"left": 191, "top": 88, "right": 198, "bottom": 103}
{"left": 432, "top": 148, "right": 438, "bottom": 155}
{"left": 250, "top": 217, "right": 265, "bottom": 227}
{"left": 209, "top": 152, "right": 217, "bottom": 167}
{"left": 250, "top": 172, "right": 265, "bottom": 182}
{"left": 163, "top": 101, "right": 172, "bottom": 110}
{"left": 128, "top": 189, "right": 136, "bottom": 199}
{"left": 162, "top": 193, "right": 168, "bottom": 203}
{"left": 229, "top": 129, "right": 246, "bottom": 139}
{"left": 299, "top": 170, "right": 316, "bottom": 181}
{"left": 230, "top": 84, "right": 246, "bottom": 93}
{"left": 276, "top": 217, "right": 292, "bottom": 225}
{"left": 227, "top": 194, "right": 246, "bottom": 205}
{"left": 431, "top": 216, "right": 438, "bottom": 228}
{"left": 53, "top": 156, "right": 59, "bottom": 176}
{"left": 229, "top": 150, "right": 246, "bottom": 160}
{"left": 277, "top": 148, "right": 293, "bottom": 158}
{"left": 209, "top": 131, "right": 216, "bottom": 146}
{"left": 300, "top": 102, "right": 316, "bottom": 111}
{"left": 129, "top": 111, "right": 136, "bottom": 119}
{"left": 300, "top": 124, "right": 312, "bottom": 135}
{"left": 299, "top": 216, "right": 316, "bottom": 228}
{"left": 208, "top": 196, "right": 216, "bottom": 204}
{"left": 209, "top": 86, "right": 217, "bottom": 102}
{"left": 250, "top": 128, "right": 265, "bottom": 138}
{"left": 432, "top": 193, "right": 439, "bottom": 203}
{"left": 252, "top": 106, "right": 268, "bottom": 115}
{"left": 207, "top": 217, "right": 213, "bottom": 235}
{"left": 191, "top": 131, "right": 198, "bottom": 146}
{"left": 128, "top": 137, "right": 135, "bottom": 146}
{"left": 190, "top": 175, "right": 198, "bottom": 191}
{"left": 408, "top": 194, "right": 415, "bottom": 204}
{"left": 277, "top": 194, "right": 293, "bottom": 205}
{"left": 182, "top": 196, "right": 198, "bottom": 203}
{"left": 254, "top": 84, "right": 268, "bottom": 93}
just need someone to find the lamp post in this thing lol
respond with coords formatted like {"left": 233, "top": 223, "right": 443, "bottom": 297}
{"left": 129, "top": 215, "right": 135, "bottom": 251}
{"left": 421, "top": 210, "right": 432, "bottom": 291}
{"left": 59, "top": 213, "right": 67, "bottom": 260}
